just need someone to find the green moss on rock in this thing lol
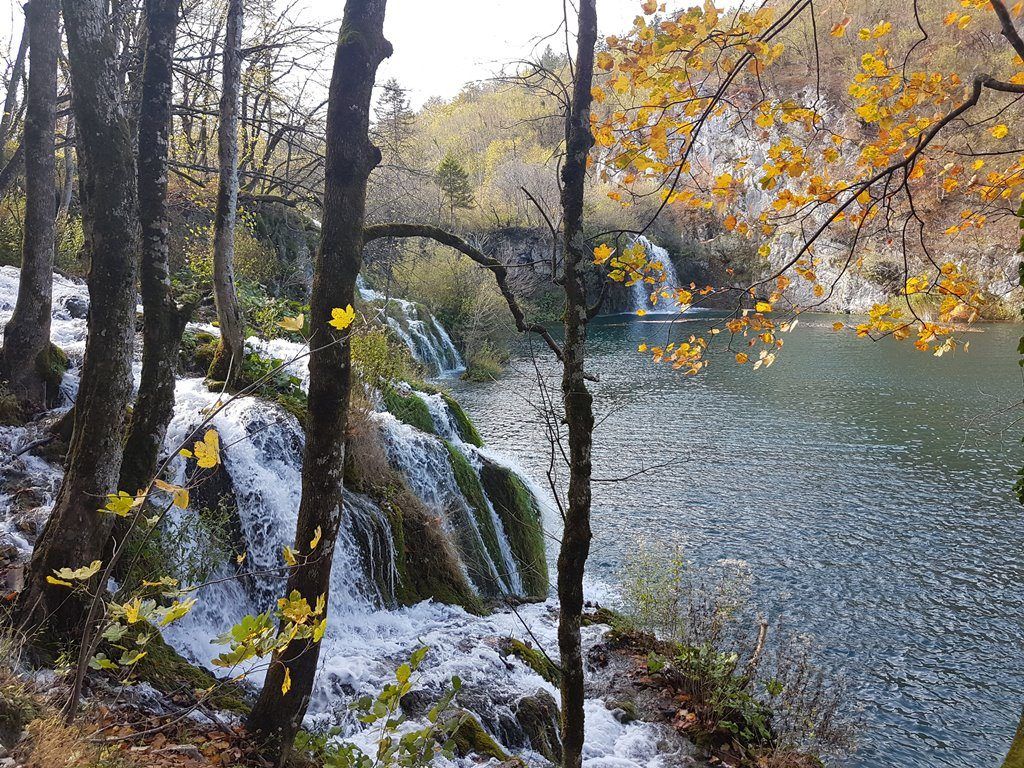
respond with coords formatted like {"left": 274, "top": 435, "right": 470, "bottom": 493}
{"left": 179, "top": 330, "right": 219, "bottom": 377}
{"left": 385, "top": 492, "right": 487, "bottom": 616}
{"left": 443, "top": 441, "right": 512, "bottom": 594}
{"left": 498, "top": 638, "right": 561, "bottom": 686}
{"left": 478, "top": 459, "right": 548, "bottom": 598}
{"left": 450, "top": 710, "right": 509, "bottom": 762}
{"left": 441, "top": 392, "right": 483, "bottom": 447}
{"left": 0, "top": 385, "right": 24, "bottom": 426}
{"left": 382, "top": 384, "right": 435, "bottom": 434}
{"left": 36, "top": 343, "right": 68, "bottom": 405}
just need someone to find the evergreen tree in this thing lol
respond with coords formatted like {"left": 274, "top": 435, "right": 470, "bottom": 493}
{"left": 374, "top": 77, "right": 414, "bottom": 161}
{"left": 436, "top": 150, "right": 474, "bottom": 224}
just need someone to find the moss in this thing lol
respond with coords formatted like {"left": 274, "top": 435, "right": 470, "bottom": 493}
{"left": 381, "top": 384, "right": 435, "bottom": 434}
{"left": 450, "top": 711, "right": 509, "bottom": 762}
{"left": 179, "top": 330, "right": 218, "bottom": 377}
{"left": 478, "top": 459, "right": 548, "bottom": 598}
{"left": 515, "top": 691, "right": 561, "bottom": 764}
{"left": 35, "top": 343, "right": 68, "bottom": 405}
{"left": 0, "top": 384, "right": 24, "bottom": 426}
{"left": 441, "top": 392, "right": 483, "bottom": 447}
{"left": 386, "top": 491, "right": 487, "bottom": 616}
{"left": 498, "top": 638, "right": 561, "bottom": 686}
{"left": 580, "top": 606, "right": 631, "bottom": 632}
{"left": 443, "top": 440, "right": 512, "bottom": 593}
{"left": 133, "top": 631, "right": 250, "bottom": 714}
{"left": 605, "top": 699, "right": 638, "bottom": 722}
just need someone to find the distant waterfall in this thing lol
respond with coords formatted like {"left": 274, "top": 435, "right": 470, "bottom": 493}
{"left": 630, "top": 236, "right": 683, "bottom": 314}
{"left": 357, "top": 277, "right": 464, "bottom": 376}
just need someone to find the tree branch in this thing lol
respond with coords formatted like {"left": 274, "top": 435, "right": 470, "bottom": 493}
{"left": 362, "top": 222, "right": 566, "bottom": 362}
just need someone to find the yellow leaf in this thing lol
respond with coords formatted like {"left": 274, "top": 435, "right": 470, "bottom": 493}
{"left": 46, "top": 576, "right": 73, "bottom": 588}
{"left": 830, "top": 17, "right": 850, "bottom": 37}
{"left": 100, "top": 491, "right": 140, "bottom": 517}
{"left": 283, "top": 546, "right": 298, "bottom": 567}
{"left": 329, "top": 305, "right": 356, "bottom": 331}
{"left": 593, "top": 243, "right": 614, "bottom": 265}
{"left": 54, "top": 560, "right": 103, "bottom": 581}
{"left": 277, "top": 313, "right": 305, "bottom": 332}
{"left": 191, "top": 429, "right": 220, "bottom": 469}
{"left": 638, "top": 343, "right": 648, "bottom": 352}
{"left": 832, "top": 322, "right": 844, "bottom": 332}
{"left": 309, "top": 526, "right": 322, "bottom": 551}
{"left": 281, "top": 666, "right": 292, "bottom": 695}
{"left": 991, "top": 124, "right": 1009, "bottom": 139}
{"left": 641, "top": 0, "right": 657, "bottom": 14}
{"left": 636, "top": 309, "right": 647, "bottom": 317}
{"left": 122, "top": 597, "right": 144, "bottom": 624}
{"left": 735, "top": 353, "right": 749, "bottom": 364}
{"left": 595, "top": 52, "right": 614, "bottom": 71}
{"left": 755, "top": 301, "right": 773, "bottom": 313}
{"left": 154, "top": 479, "right": 189, "bottom": 509}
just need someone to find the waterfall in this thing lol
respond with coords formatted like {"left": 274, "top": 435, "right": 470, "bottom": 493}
{"left": 358, "top": 276, "right": 464, "bottom": 376}
{"left": 629, "top": 236, "right": 684, "bottom": 314}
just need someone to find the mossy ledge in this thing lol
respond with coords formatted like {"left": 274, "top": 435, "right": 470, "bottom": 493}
{"left": 479, "top": 458, "right": 549, "bottom": 598}
{"left": 449, "top": 710, "right": 510, "bottom": 762}
{"left": 443, "top": 440, "right": 513, "bottom": 593}
{"left": 381, "top": 383, "right": 435, "bottom": 434}
{"left": 498, "top": 637, "right": 561, "bottom": 686}
{"left": 441, "top": 392, "right": 483, "bottom": 447}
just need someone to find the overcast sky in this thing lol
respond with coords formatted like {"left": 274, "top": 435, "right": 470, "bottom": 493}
{"left": 0, "top": 0, "right": 645, "bottom": 107}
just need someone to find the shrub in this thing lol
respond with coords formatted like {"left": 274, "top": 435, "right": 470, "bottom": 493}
{"left": 619, "top": 542, "right": 854, "bottom": 765}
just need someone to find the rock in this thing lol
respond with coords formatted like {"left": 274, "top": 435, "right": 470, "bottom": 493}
{"left": 450, "top": 710, "right": 510, "bottom": 762}
{"left": 514, "top": 690, "right": 561, "bottom": 764}
{"left": 63, "top": 295, "right": 88, "bottom": 319}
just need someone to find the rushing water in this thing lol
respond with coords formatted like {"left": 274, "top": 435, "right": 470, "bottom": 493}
{"left": 449, "top": 312, "right": 1024, "bottom": 768}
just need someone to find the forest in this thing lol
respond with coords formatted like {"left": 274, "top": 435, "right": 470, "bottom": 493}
{"left": 0, "top": 0, "right": 1021, "bottom": 767}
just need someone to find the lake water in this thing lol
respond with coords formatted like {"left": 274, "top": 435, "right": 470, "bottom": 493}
{"left": 449, "top": 312, "right": 1024, "bottom": 768}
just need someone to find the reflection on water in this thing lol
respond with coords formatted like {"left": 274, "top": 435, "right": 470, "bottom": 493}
{"left": 449, "top": 313, "right": 1024, "bottom": 768}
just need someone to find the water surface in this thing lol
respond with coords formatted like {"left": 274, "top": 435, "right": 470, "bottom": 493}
{"left": 450, "top": 313, "right": 1024, "bottom": 768}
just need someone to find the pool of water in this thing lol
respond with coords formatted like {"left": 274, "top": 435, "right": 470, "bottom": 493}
{"left": 449, "top": 312, "right": 1024, "bottom": 768}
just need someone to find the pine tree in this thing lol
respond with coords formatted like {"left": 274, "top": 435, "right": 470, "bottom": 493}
{"left": 373, "top": 77, "right": 414, "bottom": 161}
{"left": 436, "top": 150, "right": 474, "bottom": 224}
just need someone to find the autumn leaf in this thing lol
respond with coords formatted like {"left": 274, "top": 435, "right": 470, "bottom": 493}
{"left": 192, "top": 429, "right": 221, "bottom": 469}
{"left": 154, "top": 479, "right": 189, "bottom": 509}
{"left": 277, "top": 313, "right": 305, "bottom": 332}
{"left": 329, "top": 305, "right": 355, "bottom": 331}
{"left": 282, "top": 546, "right": 298, "bottom": 567}
{"left": 309, "top": 526, "right": 322, "bottom": 551}
{"left": 641, "top": 0, "right": 657, "bottom": 14}
{"left": 832, "top": 322, "right": 844, "bottom": 332}
{"left": 593, "top": 243, "right": 614, "bottom": 265}
{"left": 830, "top": 17, "right": 850, "bottom": 36}
{"left": 100, "top": 490, "right": 141, "bottom": 517}
{"left": 991, "top": 124, "right": 1009, "bottom": 139}
{"left": 755, "top": 301, "right": 773, "bottom": 313}
{"left": 46, "top": 576, "right": 73, "bottom": 588}
{"left": 53, "top": 560, "right": 102, "bottom": 582}
{"left": 735, "top": 353, "right": 749, "bottom": 364}
{"left": 281, "top": 667, "right": 292, "bottom": 695}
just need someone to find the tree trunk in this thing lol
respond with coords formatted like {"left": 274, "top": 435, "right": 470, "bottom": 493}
{"left": 119, "top": 0, "right": 187, "bottom": 499}
{"left": 246, "top": 2, "right": 391, "bottom": 763}
{"left": 0, "top": 23, "right": 28, "bottom": 151}
{"left": 1, "top": 0, "right": 60, "bottom": 411}
{"left": 18, "top": 0, "right": 139, "bottom": 635}
{"left": 208, "top": 0, "right": 245, "bottom": 386}
{"left": 556, "top": 2, "right": 597, "bottom": 766}
{"left": 1005, "top": 708, "right": 1024, "bottom": 768}
{"left": 57, "top": 115, "right": 75, "bottom": 219}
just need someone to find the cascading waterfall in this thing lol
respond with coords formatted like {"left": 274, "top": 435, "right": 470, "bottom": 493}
{"left": 0, "top": 264, "right": 699, "bottom": 767}
{"left": 629, "top": 235, "right": 684, "bottom": 314}
{"left": 357, "top": 276, "right": 464, "bottom": 375}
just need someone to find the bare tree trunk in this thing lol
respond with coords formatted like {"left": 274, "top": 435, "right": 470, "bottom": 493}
{"left": 556, "top": 2, "right": 597, "bottom": 766}
{"left": 0, "top": 23, "right": 29, "bottom": 151}
{"left": 1, "top": 0, "right": 60, "bottom": 411}
{"left": 18, "top": 0, "right": 139, "bottom": 635}
{"left": 208, "top": 0, "right": 245, "bottom": 385}
{"left": 1005, "top": 707, "right": 1024, "bottom": 768}
{"left": 57, "top": 114, "right": 75, "bottom": 219}
{"left": 246, "top": 2, "right": 391, "bottom": 763}
{"left": 119, "top": 0, "right": 188, "bottom": 498}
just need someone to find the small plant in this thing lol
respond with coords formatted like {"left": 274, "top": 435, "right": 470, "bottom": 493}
{"left": 294, "top": 646, "right": 465, "bottom": 768}
{"left": 619, "top": 542, "right": 854, "bottom": 765}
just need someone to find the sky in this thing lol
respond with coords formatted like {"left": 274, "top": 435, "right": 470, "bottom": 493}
{"left": 0, "top": 0, "right": 646, "bottom": 107}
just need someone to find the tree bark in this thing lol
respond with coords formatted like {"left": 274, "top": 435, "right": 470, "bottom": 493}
{"left": 246, "top": 2, "right": 391, "bottom": 763}
{"left": 119, "top": 0, "right": 188, "bottom": 498}
{"left": 1004, "top": 707, "right": 1024, "bottom": 768}
{"left": 1, "top": 0, "right": 60, "bottom": 411}
{"left": 57, "top": 115, "right": 75, "bottom": 219}
{"left": 18, "top": 0, "right": 139, "bottom": 635}
{"left": 556, "top": 2, "right": 597, "bottom": 766}
{"left": 208, "top": 0, "right": 245, "bottom": 386}
{"left": 0, "top": 23, "right": 29, "bottom": 151}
